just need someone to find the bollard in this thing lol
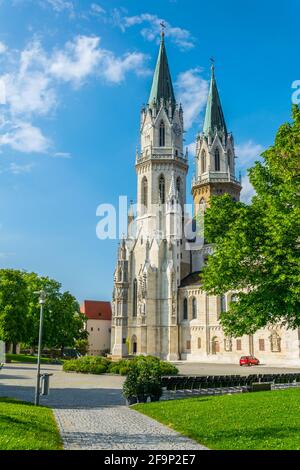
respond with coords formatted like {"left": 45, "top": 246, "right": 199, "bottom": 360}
{"left": 40, "top": 373, "right": 53, "bottom": 396}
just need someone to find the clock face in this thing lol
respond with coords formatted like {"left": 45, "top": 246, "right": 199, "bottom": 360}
{"left": 173, "top": 123, "right": 181, "bottom": 137}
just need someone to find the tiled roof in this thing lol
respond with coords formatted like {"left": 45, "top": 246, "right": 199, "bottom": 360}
{"left": 81, "top": 300, "right": 112, "bottom": 320}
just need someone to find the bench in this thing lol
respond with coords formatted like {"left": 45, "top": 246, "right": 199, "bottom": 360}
{"left": 251, "top": 382, "right": 272, "bottom": 392}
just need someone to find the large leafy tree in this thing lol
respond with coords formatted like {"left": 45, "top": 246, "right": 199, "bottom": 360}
{"left": 0, "top": 269, "right": 28, "bottom": 352}
{"left": 24, "top": 272, "right": 87, "bottom": 354}
{"left": 202, "top": 106, "right": 300, "bottom": 336}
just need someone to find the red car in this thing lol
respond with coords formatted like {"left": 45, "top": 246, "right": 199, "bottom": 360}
{"left": 239, "top": 355, "right": 260, "bottom": 366}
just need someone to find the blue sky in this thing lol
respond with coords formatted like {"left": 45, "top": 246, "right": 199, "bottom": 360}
{"left": 0, "top": 0, "right": 299, "bottom": 303}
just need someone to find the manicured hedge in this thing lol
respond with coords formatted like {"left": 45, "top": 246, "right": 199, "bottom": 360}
{"left": 63, "top": 355, "right": 109, "bottom": 374}
{"left": 62, "top": 355, "right": 179, "bottom": 376}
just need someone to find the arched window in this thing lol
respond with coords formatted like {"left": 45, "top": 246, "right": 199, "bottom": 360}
{"left": 215, "top": 148, "right": 220, "bottom": 171}
{"left": 201, "top": 150, "right": 207, "bottom": 173}
{"left": 159, "top": 175, "right": 165, "bottom": 204}
{"left": 270, "top": 331, "right": 281, "bottom": 352}
{"left": 192, "top": 297, "right": 197, "bottom": 319}
{"left": 159, "top": 120, "right": 165, "bottom": 147}
{"left": 133, "top": 279, "right": 137, "bottom": 317}
{"left": 183, "top": 298, "right": 188, "bottom": 320}
{"left": 141, "top": 177, "right": 148, "bottom": 208}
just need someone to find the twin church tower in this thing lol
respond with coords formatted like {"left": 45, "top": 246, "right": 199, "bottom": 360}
{"left": 111, "top": 31, "right": 242, "bottom": 360}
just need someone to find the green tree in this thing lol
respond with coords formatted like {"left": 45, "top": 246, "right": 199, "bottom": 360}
{"left": 24, "top": 273, "right": 87, "bottom": 354}
{"left": 74, "top": 338, "right": 89, "bottom": 356}
{"left": 0, "top": 269, "right": 28, "bottom": 352}
{"left": 202, "top": 106, "right": 300, "bottom": 336}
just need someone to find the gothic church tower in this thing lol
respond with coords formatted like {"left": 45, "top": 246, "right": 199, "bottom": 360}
{"left": 192, "top": 65, "right": 241, "bottom": 212}
{"left": 111, "top": 32, "right": 189, "bottom": 360}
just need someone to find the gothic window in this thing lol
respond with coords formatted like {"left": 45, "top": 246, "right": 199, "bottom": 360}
{"left": 133, "top": 279, "right": 137, "bottom": 317}
{"left": 159, "top": 174, "right": 165, "bottom": 203}
{"left": 201, "top": 150, "right": 207, "bottom": 173}
{"left": 159, "top": 120, "right": 165, "bottom": 147}
{"left": 183, "top": 298, "right": 188, "bottom": 320}
{"left": 198, "top": 337, "right": 201, "bottom": 349}
{"left": 192, "top": 297, "right": 197, "bottom": 319}
{"left": 227, "top": 150, "right": 231, "bottom": 169}
{"left": 259, "top": 339, "right": 265, "bottom": 351}
{"left": 176, "top": 176, "right": 181, "bottom": 195}
{"left": 236, "top": 339, "right": 242, "bottom": 351}
{"left": 186, "top": 340, "right": 191, "bottom": 350}
{"left": 269, "top": 332, "right": 281, "bottom": 352}
{"left": 215, "top": 148, "right": 220, "bottom": 171}
{"left": 142, "top": 177, "right": 148, "bottom": 209}
{"left": 199, "top": 197, "right": 206, "bottom": 213}
{"left": 221, "top": 294, "right": 226, "bottom": 313}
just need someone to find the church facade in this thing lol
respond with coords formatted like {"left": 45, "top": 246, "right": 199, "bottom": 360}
{"left": 111, "top": 33, "right": 300, "bottom": 365}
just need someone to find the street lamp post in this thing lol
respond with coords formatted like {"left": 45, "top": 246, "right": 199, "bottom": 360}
{"left": 34, "top": 290, "right": 46, "bottom": 406}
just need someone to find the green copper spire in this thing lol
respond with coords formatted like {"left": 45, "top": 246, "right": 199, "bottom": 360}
{"left": 148, "top": 32, "right": 176, "bottom": 107}
{"left": 203, "top": 64, "right": 227, "bottom": 137}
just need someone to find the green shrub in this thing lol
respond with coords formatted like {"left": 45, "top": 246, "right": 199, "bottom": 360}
{"left": 159, "top": 361, "right": 179, "bottom": 376}
{"left": 119, "top": 366, "right": 130, "bottom": 376}
{"left": 62, "top": 355, "right": 109, "bottom": 374}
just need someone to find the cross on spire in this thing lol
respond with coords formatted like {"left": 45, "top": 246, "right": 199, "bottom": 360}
{"left": 160, "top": 21, "right": 166, "bottom": 39}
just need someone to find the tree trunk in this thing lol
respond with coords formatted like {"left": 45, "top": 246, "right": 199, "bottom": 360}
{"left": 12, "top": 343, "right": 17, "bottom": 354}
{"left": 5, "top": 343, "right": 11, "bottom": 354}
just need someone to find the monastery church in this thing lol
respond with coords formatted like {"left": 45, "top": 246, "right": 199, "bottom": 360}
{"left": 111, "top": 31, "right": 300, "bottom": 365}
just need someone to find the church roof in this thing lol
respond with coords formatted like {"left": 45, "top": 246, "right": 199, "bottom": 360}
{"left": 180, "top": 271, "right": 202, "bottom": 287}
{"left": 203, "top": 64, "right": 227, "bottom": 137}
{"left": 148, "top": 33, "right": 176, "bottom": 108}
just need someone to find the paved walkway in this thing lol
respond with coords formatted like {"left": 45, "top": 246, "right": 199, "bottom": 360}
{"left": 0, "top": 363, "right": 206, "bottom": 450}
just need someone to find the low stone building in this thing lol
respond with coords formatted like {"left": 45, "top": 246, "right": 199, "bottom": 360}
{"left": 81, "top": 301, "right": 112, "bottom": 356}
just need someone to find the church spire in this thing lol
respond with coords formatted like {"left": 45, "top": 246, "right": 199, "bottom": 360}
{"left": 148, "top": 30, "right": 176, "bottom": 108}
{"left": 203, "top": 63, "right": 227, "bottom": 137}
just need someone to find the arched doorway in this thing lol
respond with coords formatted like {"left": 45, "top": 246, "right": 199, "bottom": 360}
{"left": 131, "top": 335, "right": 137, "bottom": 355}
{"left": 211, "top": 336, "right": 220, "bottom": 355}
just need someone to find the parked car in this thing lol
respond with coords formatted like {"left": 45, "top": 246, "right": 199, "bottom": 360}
{"left": 239, "top": 355, "right": 260, "bottom": 366}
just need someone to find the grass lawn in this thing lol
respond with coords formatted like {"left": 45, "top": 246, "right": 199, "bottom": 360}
{"left": 0, "top": 398, "right": 62, "bottom": 450}
{"left": 133, "top": 388, "right": 300, "bottom": 450}
{"left": 5, "top": 354, "right": 62, "bottom": 364}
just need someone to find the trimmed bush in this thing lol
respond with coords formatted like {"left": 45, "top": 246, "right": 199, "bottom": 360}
{"left": 62, "top": 355, "right": 109, "bottom": 374}
{"left": 62, "top": 354, "right": 179, "bottom": 376}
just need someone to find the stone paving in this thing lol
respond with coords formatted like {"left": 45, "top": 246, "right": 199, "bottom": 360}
{"left": 54, "top": 406, "right": 206, "bottom": 450}
{"left": 0, "top": 363, "right": 206, "bottom": 450}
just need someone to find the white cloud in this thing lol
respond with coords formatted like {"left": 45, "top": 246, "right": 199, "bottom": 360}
{"left": 44, "top": 0, "right": 74, "bottom": 15}
{"left": 187, "top": 142, "right": 196, "bottom": 157}
{"left": 116, "top": 12, "right": 195, "bottom": 50}
{"left": 53, "top": 152, "right": 71, "bottom": 158}
{"left": 9, "top": 162, "right": 35, "bottom": 174}
{"left": 240, "top": 174, "right": 256, "bottom": 205}
{"left": 235, "top": 140, "right": 264, "bottom": 167}
{"left": 90, "top": 3, "right": 106, "bottom": 15}
{"left": 176, "top": 68, "right": 209, "bottom": 130}
{"left": 0, "top": 35, "right": 149, "bottom": 154}
{"left": 102, "top": 51, "right": 150, "bottom": 83}
{"left": 49, "top": 35, "right": 149, "bottom": 85}
{"left": 0, "top": 122, "right": 50, "bottom": 153}
{"left": 0, "top": 42, "right": 6, "bottom": 54}
{"left": 50, "top": 36, "right": 102, "bottom": 84}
